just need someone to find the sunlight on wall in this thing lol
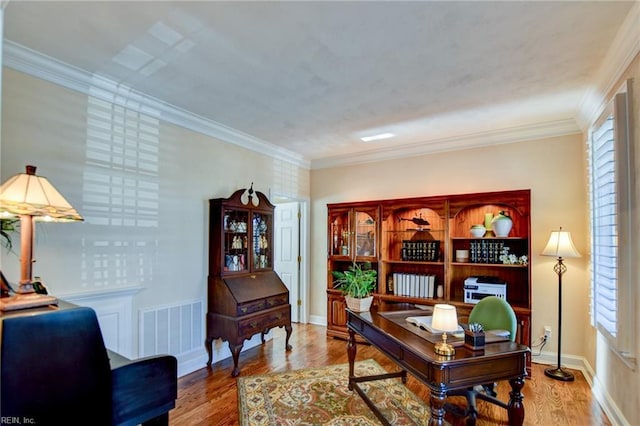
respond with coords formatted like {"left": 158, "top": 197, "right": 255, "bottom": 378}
{"left": 272, "top": 157, "right": 309, "bottom": 200}
{"left": 80, "top": 95, "right": 160, "bottom": 288}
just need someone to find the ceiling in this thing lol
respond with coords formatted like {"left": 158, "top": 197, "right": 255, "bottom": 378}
{"left": 2, "top": 1, "right": 637, "bottom": 168}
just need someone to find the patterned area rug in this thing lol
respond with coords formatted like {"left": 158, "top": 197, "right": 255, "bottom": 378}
{"left": 237, "top": 359, "right": 430, "bottom": 425}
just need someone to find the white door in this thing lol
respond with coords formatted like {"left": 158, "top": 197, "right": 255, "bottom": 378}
{"left": 274, "top": 202, "right": 300, "bottom": 322}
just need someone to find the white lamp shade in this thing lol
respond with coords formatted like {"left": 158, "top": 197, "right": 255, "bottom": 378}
{"left": 542, "top": 228, "right": 580, "bottom": 258}
{"left": 0, "top": 165, "right": 83, "bottom": 222}
{"left": 431, "top": 304, "right": 458, "bottom": 332}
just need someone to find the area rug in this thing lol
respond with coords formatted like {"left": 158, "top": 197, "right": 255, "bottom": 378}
{"left": 237, "top": 359, "right": 430, "bottom": 425}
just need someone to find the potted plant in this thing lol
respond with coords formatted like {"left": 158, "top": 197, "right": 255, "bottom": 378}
{"left": 332, "top": 261, "right": 377, "bottom": 312}
{"left": 0, "top": 218, "right": 19, "bottom": 251}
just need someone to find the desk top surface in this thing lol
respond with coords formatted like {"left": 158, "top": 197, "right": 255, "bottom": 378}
{"left": 0, "top": 299, "right": 77, "bottom": 320}
{"left": 348, "top": 304, "right": 529, "bottom": 366}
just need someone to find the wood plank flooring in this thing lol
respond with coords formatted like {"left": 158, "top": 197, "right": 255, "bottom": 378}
{"left": 170, "top": 323, "right": 610, "bottom": 426}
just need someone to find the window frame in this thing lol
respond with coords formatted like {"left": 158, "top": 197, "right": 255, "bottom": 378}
{"left": 588, "top": 79, "right": 636, "bottom": 366}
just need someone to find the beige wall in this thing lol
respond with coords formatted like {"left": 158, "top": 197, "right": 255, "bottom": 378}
{"left": 311, "top": 134, "right": 590, "bottom": 359}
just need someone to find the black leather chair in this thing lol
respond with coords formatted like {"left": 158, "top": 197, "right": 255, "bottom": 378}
{"left": 0, "top": 305, "right": 177, "bottom": 425}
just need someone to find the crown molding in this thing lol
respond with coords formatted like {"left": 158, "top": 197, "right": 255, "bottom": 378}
{"left": 3, "top": 41, "right": 310, "bottom": 169}
{"left": 577, "top": 1, "right": 640, "bottom": 130}
{"left": 311, "top": 119, "right": 581, "bottom": 169}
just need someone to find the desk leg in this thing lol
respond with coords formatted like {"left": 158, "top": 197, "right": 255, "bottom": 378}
{"left": 507, "top": 376, "right": 525, "bottom": 426}
{"left": 347, "top": 329, "right": 356, "bottom": 391}
{"left": 429, "top": 389, "right": 447, "bottom": 426}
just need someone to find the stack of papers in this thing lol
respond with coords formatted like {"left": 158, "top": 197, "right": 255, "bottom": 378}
{"left": 405, "top": 316, "right": 464, "bottom": 334}
{"left": 487, "top": 329, "right": 511, "bottom": 338}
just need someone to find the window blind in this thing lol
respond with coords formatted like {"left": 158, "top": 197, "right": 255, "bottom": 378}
{"left": 589, "top": 112, "right": 618, "bottom": 337}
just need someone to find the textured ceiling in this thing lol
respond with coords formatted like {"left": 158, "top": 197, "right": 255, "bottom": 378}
{"left": 3, "top": 1, "right": 636, "bottom": 167}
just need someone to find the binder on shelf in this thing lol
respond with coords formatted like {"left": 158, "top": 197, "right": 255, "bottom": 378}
{"left": 428, "top": 275, "right": 435, "bottom": 298}
{"left": 388, "top": 272, "right": 437, "bottom": 298}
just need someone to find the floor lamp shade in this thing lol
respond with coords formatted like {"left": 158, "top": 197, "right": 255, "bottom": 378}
{"left": 0, "top": 165, "right": 83, "bottom": 311}
{"left": 542, "top": 228, "right": 581, "bottom": 259}
{"left": 541, "top": 227, "right": 580, "bottom": 381}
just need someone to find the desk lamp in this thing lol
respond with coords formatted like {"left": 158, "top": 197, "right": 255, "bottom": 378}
{"left": 0, "top": 165, "right": 83, "bottom": 311}
{"left": 541, "top": 227, "right": 581, "bottom": 381}
{"left": 432, "top": 303, "right": 458, "bottom": 357}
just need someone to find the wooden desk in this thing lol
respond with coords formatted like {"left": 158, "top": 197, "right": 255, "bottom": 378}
{"left": 347, "top": 305, "right": 529, "bottom": 426}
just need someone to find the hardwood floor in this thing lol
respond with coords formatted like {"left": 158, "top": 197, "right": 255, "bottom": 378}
{"left": 170, "top": 323, "right": 611, "bottom": 426}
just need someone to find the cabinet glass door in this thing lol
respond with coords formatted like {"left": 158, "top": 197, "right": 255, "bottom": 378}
{"left": 252, "top": 212, "right": 272, "bottom": 270}
{"left": 329, "top": 209, "right": 351, "bottom": 257}
{"left": 355, "top": 209, "right": 377, "bottom": 258}
{"left": 224, "top": 208, "right": 249, "bottom": 272}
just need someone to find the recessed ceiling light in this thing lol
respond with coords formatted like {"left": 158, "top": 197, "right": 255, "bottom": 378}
{"left": 361, "top": 133, "right": 395, "bottom": 142}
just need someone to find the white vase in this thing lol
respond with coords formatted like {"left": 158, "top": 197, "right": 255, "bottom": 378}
{"left": 491, "top": 214, "right": 513, "bottom": 237}
{"left": 470, "top": 225, "right": 486, "bottom": 238}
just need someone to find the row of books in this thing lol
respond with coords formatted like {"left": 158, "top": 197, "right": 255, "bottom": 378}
{"left": 469, "top": 240, "right": 507, "bottom": 264}
{"left": 400, "top": 240, "right": 440, "bottom": 261}
{"left": 389, "top": 272, "right": 439, "bottom": 298}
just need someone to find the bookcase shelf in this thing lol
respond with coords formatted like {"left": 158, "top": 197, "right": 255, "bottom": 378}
{"left": 384, "top": 260, "right": 444, "bottom": 266}
{"left": 451, "top": 262, "right": 528, "bottom": 268}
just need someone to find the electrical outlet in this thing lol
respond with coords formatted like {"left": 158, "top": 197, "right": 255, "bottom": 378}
{"left": 544, "top": 326, "right": 552, "bottom": 339}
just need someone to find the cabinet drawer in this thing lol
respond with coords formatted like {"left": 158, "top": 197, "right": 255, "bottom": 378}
{"left": 238, "top": 305, "right": 290, "bottom": 337}
{"left": 236, "top": 299, "right": 266, "bottom": 316}
{"left": 265, "top": 293, "right": 288, "bottom": 308}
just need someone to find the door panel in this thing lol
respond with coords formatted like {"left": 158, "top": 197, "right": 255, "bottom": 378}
{"left": 274, "top": 202, "right": 300, "bottom": 322}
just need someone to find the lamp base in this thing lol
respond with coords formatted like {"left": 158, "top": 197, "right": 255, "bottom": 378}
{"left": 0, "top": 293, "right": 58, "bottom": 311}
{"left": 434, "top": 341, "right": 455, "bottom": 357}
{"left": 544, "top": 367, "right": 575, "bottom": 382}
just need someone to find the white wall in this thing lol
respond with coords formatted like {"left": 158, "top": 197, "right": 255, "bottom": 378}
{"left": 1, "top": 68, "right": 310, "bottom": 374}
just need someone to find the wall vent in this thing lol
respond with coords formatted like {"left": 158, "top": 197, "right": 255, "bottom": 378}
{"left": 139, "top": 300, "right": 203, "bottom": 357}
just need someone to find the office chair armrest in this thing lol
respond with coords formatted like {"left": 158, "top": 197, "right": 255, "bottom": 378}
{"left": 108, "top": 350, "right": 177, "bottom": 426}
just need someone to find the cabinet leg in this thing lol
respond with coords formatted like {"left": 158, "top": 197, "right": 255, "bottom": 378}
{"left": 229, "top": 343, "right": 243, "bottom": 377}
{"left": 205, "top": 337, "right": 214, "bottom": 366}
{"left": 285, "top": 323, "right": 293, "bottom": 351}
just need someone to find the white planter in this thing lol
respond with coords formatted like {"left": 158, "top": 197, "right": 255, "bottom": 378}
{"left": 345, "top": 295, "right": 373, "bottom": 312}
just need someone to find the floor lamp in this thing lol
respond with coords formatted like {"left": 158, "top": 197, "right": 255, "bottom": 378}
{"left": 0, "top": 165, "right": 83, "bottom": 311}
{"left": 541, "top": 227, "right": 581, "bottom": 381}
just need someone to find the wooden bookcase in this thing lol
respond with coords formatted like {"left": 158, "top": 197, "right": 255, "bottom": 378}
{"left": 327, "top": 189, "right": 531, "bottom": 372}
